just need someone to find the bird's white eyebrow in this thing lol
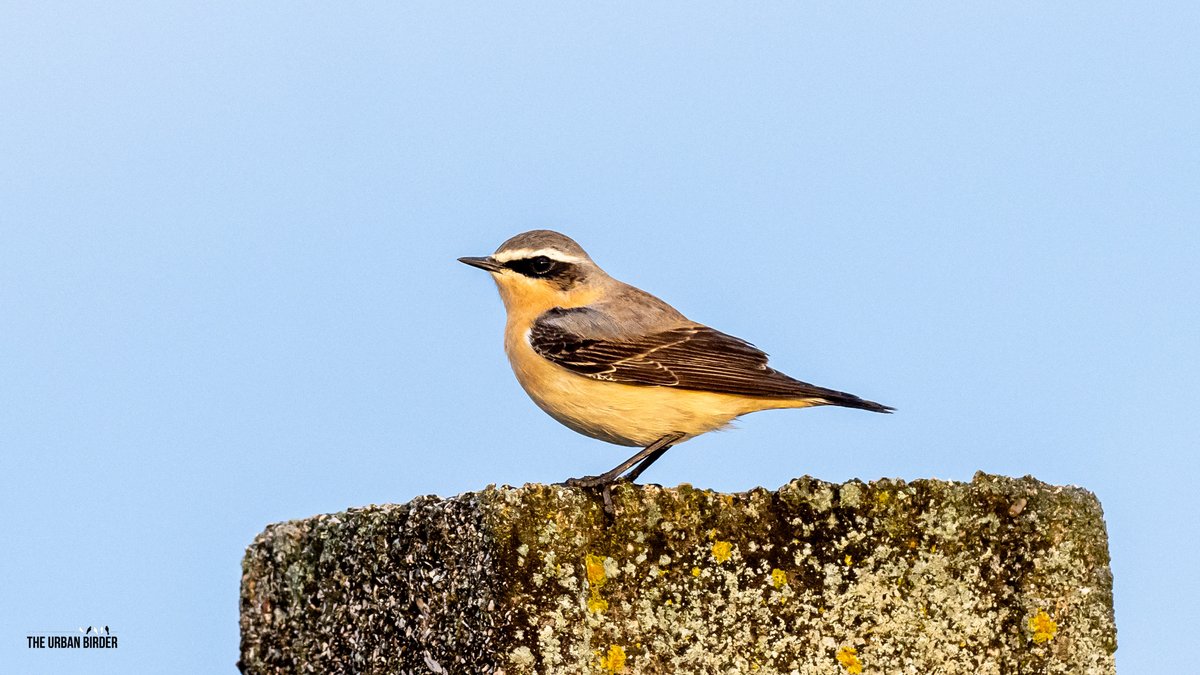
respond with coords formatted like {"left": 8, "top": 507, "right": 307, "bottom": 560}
{"left": 492, "top": 248, "right": 585, "bottom": 264}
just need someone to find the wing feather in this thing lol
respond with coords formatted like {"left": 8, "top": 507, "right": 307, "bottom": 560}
{"left": 529, "top": 308, "right": 892, "bottom": 411}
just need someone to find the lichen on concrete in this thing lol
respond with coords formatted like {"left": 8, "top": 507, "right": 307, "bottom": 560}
{"left": 240, "top": 473, "right": 1115, "bottom": 674}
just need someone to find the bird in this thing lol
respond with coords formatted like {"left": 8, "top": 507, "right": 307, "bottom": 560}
{"left": 459, "top": 230, "right": 891, "bottom": 486}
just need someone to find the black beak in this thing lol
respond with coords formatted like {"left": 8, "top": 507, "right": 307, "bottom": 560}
{"left": 458, "top": 256, "right": 503, "bottom": 272}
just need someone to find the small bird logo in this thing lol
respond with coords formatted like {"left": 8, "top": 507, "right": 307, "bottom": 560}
{"left": 460, "top": 230, "right": 891, "bottom": 485}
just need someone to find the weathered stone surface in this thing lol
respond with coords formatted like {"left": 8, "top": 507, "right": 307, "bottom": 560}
{"left": 239, "top": 473, "right": 1115, "bottom": 674}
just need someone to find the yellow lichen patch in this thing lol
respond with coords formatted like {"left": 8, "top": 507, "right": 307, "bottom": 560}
{"left": 587, "top": 594, "right": 609, "bottom": 613}
{"left": 711, "top": 540, "right": 733, "bottom": 563}
{"left": 1030, "top": 609, "right": 1058, "bottom": 644}
{"left": 770, "top": 568, "right": 787, "bottom": 589}
{"left": 844, "top": 554, "right": 853, "bottom": 566}
{"left": 876, "top": 490, "right": 891, "bottom": 505}
{"left": 836, "top": 646, "right": 863, "bottom": 674}
{"left": 585, "top": 554, "right": 607, "bottom": 588}
{"left": 691, "top": 566, "right": 701, "bottom": 577}
{"left": 585, "top": 554, "right": 608, "bottom": 613}
{"left": 598, "top": 644, "right": 626, "bottom": 673}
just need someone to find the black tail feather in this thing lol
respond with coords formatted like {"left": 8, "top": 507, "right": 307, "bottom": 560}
{"left": 822, "top": 392, "right": 894, "bottom": 414}
{"left": 790, "top": 380, "right": 894, "bottom": 413}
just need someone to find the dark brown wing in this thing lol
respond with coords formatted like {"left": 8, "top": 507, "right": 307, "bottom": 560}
{"left": 530, "top": 308, "right": 892, "bottom": 412}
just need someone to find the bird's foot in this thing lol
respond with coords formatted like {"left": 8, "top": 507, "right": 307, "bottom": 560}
{"left": 560, "top": 474, "right": 631, "bottom": 515}
{"left": 561, "top": 474, "right": 627, "bottom": 488}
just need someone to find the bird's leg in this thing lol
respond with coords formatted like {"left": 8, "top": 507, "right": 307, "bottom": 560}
{"left": 564, "top": 433, "right": 685, "bottom": 488}
{"left": 623, "top": 445, "right": 671, "bottom": 482}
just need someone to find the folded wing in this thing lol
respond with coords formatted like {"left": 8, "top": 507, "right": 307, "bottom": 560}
{"left": 529, "top": 307, "right": 892, "bottom": 412}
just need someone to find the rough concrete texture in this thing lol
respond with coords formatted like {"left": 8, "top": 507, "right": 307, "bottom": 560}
{"left": 239, "top": 473, "right": 1115, "bottom": 674}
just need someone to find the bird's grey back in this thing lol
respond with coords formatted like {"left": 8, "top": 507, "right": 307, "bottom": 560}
{"left": 541, "top": 280, "right": 691, "bottom": 340}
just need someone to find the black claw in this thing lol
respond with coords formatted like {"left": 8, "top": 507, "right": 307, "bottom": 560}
{"left": 563, "top": 474, "right": 625, "bottom": 488}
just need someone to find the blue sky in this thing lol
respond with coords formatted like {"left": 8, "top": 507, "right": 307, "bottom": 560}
{"left": 1, "top": 3, "right": 1196, "bottom": 672}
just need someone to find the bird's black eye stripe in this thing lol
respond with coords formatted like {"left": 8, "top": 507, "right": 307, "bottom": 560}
{"left": 505, "top": 255, "right": 565, "bottom": 278}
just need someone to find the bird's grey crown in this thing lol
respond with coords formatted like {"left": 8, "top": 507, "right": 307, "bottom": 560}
{"left": 494, "top": 229, "right": 591, "bottom": 261}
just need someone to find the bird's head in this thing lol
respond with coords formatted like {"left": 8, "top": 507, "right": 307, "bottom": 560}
{"left": 459, "top": 230, "right": 608, "bottom": 317}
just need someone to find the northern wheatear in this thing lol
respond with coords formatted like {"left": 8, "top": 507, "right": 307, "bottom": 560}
{"left": 460, "top": 230, "right": 891, "bottom": 486}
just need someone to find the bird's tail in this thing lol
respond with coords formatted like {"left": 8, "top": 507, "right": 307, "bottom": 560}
{"left": 816, "top": 391, "right": 894, "bottom": 414}
{"left": 778, "top": 379, "right": 894, "bottom": 414}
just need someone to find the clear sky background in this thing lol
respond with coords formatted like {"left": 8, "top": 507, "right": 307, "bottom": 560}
{"left": 1, "top": 3, "right": 1196, "bottom": 673}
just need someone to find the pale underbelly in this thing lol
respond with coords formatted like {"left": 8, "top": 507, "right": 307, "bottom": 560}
{"left": 506, "top": 340, "right": 812, "bottom": 447}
